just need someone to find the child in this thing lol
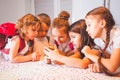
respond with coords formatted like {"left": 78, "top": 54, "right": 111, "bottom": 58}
{"left": 45, "top": 15, "right": 77, "bottom": 65}
{"left": 49, "top": 10, "right": 70, "bottom": 45}
{"left": 44, "top": 19, "right": 98, "bottom": 68}
{"left": 2, "top": 13, "right": 41, "bottom": 63}
{"left": 34, "top": 13, "right": 51, "bottom": 60}
{"left": 51, "top": 16, "right": 73, "bottom": 55}
{"left": 82, "top": 6, "right": 120, "bottom": 75}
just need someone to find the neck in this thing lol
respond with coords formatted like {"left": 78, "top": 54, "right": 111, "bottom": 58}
{"left": 101, "top": 28, "right": 106, "bottom": 42}
{"left": 24, "top": 37, "right": 29, "bottom": 42}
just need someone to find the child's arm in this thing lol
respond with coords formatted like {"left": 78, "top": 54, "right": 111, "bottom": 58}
{"left": 68, "top": 50, "right": 80, "bottom": 58}
{"left": 44, "top": 46, "right": 91, "bottom": 68}
{"left": 9, "top": 37, "right": 40, "bottom": 63}
{"left": 82, "top": 46, "right": 120, "bottom": 72}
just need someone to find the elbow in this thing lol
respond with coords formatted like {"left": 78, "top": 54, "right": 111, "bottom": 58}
{"left": 104, "top": 63, "right": 119, "bottom": 72}
{"left": 9, "top": 58, "right": 16, "bottom": 63}
{"left": 76, "top": 62, "right": 89, "bottom": 69}
{"left": 9, "top": 57, "right": 18, "bottom": 63}
{"left": 107, "top": 67, "right": 118, "bottom": 73}
{"left": 80, "top": 63, "right": 89, "bottom": 69}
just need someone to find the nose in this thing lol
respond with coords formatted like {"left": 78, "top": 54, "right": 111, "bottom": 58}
{"left": 70, "top": 39, "right": 73, "bottom": 43}
{"left": 42, "top": 31, "right": 47, "bottom": 36}
{"left": 35, "top": 31, "right": 38, "bottom": 36}
{"left": 86, "top": 27, "right": 89, "bottom": 32}
{"left": 55, "top": 37, "right": 60, "bottom": 43}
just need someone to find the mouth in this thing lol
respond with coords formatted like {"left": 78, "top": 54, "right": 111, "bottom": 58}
{"left": 73, "top": 44, "right": 76, "bottom": 47}
{"left": 88, "top": 33, "right": 91, "bottom": 36}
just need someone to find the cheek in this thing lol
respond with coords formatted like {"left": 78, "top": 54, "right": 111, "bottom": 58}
{"left": 76, "top": 39, "right": 81, "bottom": 48}
{"left": 59, "top": 38, "right": 65, "bottom": 42}
{"left": 37, "top": 32, "right": 42, "bottom": 37}
{"left": 70, "top": 37, "right": 74, "bottom": 42}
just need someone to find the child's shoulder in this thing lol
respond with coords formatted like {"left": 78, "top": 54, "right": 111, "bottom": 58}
{"left": 12, "top": 35, "right": 22, "bottom": 42}
{"left": 112, "top": 27, "right": 120, "bottom": 36}
{"left": 12, "top": 35, "right": 19, "bottom": 39}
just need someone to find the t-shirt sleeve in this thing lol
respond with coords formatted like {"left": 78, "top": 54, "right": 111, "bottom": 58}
{"left": 113, "top": 29, "right": 120, "bottom": 48}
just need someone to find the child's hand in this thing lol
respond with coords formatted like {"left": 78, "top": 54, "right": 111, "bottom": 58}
{"left": 88, "top": 63, "right": 102, "bottom": 73}
{"left": 81, "top": 46, "right": 91, "bottom": 57}
{"left": 82, "top": 46, "right": 100, "bottom": 57}
{"left": 43, "top": 46, "right": 60, "bottom": 60}
{"left": 53, "top": 60, "right": 64, "bottom": 65}
{"left": 31, "top": 52, "right": 41, "bottom": 61}
{"left": 44, "top": 56, "right": 51, "bottom": 64}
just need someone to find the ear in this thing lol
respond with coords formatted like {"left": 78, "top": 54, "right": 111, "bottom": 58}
{"left": 100, "top": 19, "right": 106, "bottom": 28}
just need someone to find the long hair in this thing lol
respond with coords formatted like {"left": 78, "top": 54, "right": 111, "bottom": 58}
{"left": 85, "top": 7, "right": 120, "bottom": 76}
{"left": 70, "top": 19, "right": 95, "bottom": 58}
{"left": 86, "top": 6, "right": 115, "bottom": 51}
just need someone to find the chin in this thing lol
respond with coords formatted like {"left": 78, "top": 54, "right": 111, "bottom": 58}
{"left": 30, "top": 37, "right": 35, "bottom": 40}
{"left": 90, "top": 35, "right": 95, "bottom": 39}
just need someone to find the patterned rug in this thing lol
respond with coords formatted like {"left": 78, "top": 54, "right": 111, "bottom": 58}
{"left": 0, "top": 56, "right": 120, "bottom": 80}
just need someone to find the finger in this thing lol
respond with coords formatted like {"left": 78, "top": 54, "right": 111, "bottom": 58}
{"left": 89, "top": 64, "right": 96, "bottom": 72}
{"left": 32, "top": 55, "right": 36, "bottom": 61}
{"left": 43, "top": 48, "right": 50, "bottom": 55}
{"left": 93, "top": 64, "right": 101, "bottom": 72}
{"left": 44, "top": 47, "right": 51, "bottom": 52}
{"left": 96, "top": 64, "right": 101, "bottom": 72}
{"left": 89, "top": 64, "right": 94, "bottom": 72}
{"left": 93, "top": 64, "right": 97, "bottom": 72}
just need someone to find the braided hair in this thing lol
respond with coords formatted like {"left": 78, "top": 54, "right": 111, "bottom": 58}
{"left": 85, "top": 6, "right": 120, "bottom": 76}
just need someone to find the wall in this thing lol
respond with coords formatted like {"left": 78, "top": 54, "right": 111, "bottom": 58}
{"left": 0, "top": 0, "right": 34, "bottom": 24}
{"left": 0, "top": 0, "right": 120, "bottom": 25}
{"left": 35, "top": 0, "right": 54, "bottom": 21}
{"left": 110, "top": 0, "right": 120, "bottom": 25}
{"left": 72, "top": 0, "right": 103, "bottom": 22}
{"left": 35, "top": 0, "right": 72, "bottom": 23}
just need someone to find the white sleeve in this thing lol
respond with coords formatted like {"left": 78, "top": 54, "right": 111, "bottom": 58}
{"left": 113, "top": 29, "right": 120, "bottom": 48}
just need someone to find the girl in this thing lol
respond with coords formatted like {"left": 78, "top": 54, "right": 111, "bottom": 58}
{"left": 34, "top": 13, "right": 51, "bottom": 60}
{"left": 45, "top": 16, "right": 76, "bottom": 65}
{"left": 3, "top": 13, "right": 41, "bottom": 63}
{"left": 44, "top": 19, "right": 98, "bottom": 68}
{"left": 82, "top": 6, "right": 120, "bottom": 75}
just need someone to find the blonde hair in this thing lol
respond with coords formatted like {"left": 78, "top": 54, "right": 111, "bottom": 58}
{"left": 86, "top": 6, "right": 115, "bottom": 51}
{"left": 52, "top": 17, "right": 70, "bottom": 34}
{"left": 16, "top": 13, "right": 41, "bottom": 38}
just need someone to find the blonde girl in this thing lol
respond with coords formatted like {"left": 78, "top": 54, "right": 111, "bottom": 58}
{"left": 6, "top": 13, "right": 41, "bottom": 63}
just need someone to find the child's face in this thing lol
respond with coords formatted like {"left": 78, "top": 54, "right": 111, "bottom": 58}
{"left": 69, "top": 31, "right": 81, "bottom": 49}
{"left": 85, "top": 15, "right": 103, "bottom": 39}
{"left": 38, "top": 23, "right": 49, "bottom": 38}
{"left": 26, "top": 25, "right": 39, "bottom": 40}
{"left": 52, "top": 27, "right": 69, "bottom": 44}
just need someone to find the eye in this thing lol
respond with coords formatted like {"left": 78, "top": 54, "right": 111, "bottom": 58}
{"left": 71, "top": 35, "right": 75, "bottom": 38}
{"left": 32, "top": 29, "right": 36, "bottom": 31}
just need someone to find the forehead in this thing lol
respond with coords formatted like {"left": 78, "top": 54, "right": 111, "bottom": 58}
{"left": 26, "top": 23, "right": 40, "bottom": 30}
{"left": 69, "top": 31, "right": 80, "bottom": 36}
{"left": 85, "top": 15, "right": 101, "bottom": 22}
{"left": 52, "top": 28, "right": 67, "bottom": 36}
{"left": 41, "top": 23, "right": 49, "bottom": 30}
{"left": 52, "top": 27, "right": 66, "bottom": 33}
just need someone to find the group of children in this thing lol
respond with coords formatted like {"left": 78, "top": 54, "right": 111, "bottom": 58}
{"left": 1, "top": 6, "right": 120, "bottom": 76}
